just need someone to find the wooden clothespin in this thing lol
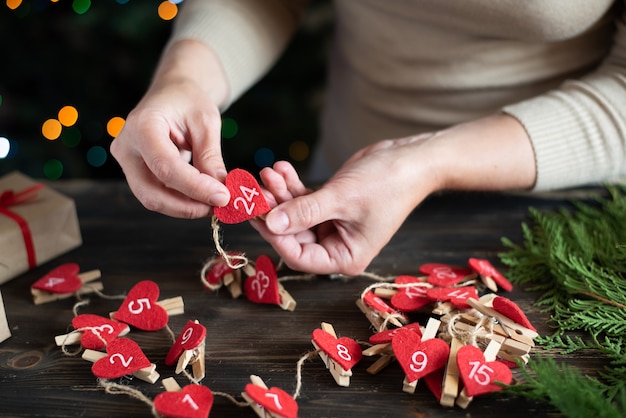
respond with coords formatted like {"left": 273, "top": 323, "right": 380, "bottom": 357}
{"left": 311, "top": 322, "right": 362, "bottom": 387}
{"left": 203, "top": 253, "right": 244, "bottom": 299}
{"left": 401, "top": 318, "right": 441, "bottom": 394}
{"left": 468, "top": 258, "right": 513, "bottom": 292}
{"left": 165, "top": 320, "right": 207, "bottom": 382}
{"left": 30, "top": 263, "right": 102, "bottom": 305}
{"left": 440, "top": 337, "right": 463, "bottom": 407}
{"left": 241, "top": 375, "right": 298, "bottom": 418}
{"left": 362, "top": 322, "right": 424, "bottom": 375}
{"left": 55, "top": 314, "right": 130, "bottom": 350}
{"left": 466, "top": 298, "right": 538, "bottom": 345}
{"left": 154, "top": 378, "right": 214, "bottom": 418}
{"left": 356, "top": 291, "right": 408, "bottom": 330}
{"left": 455, "top": 339, "right": 502, "bottom": 409}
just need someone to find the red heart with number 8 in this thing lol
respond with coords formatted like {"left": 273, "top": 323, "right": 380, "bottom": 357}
{"left": 113, "top": 280, "right": 169, "bottom": 331}
{"left": 391, "top": 328, "right": 449, "bottom": 382}
{"left": 312, "top": 328, "right": 362, "bottom": 371}
{"left": 92, "top": 338, "right": 152, "bottom": 379}
{"left": 154, "top": 384, "right": 214, "bottom": 418}
{"left": 165, "top": 320, "right": 207, "bottom": 366}
{"left": 456, "top": 345, "right": 512, "bottom": 396}
{"left": 31, "top": 263, "right": 83, "bottom": 294}
{"left": 214, "top": 169, "right": 270, "bottom": 224}
{"left": 245, "top": 384, "right": 298, "bottom": 418}
{"left": 244, "top": 255, "right": 281, "bottom": 306}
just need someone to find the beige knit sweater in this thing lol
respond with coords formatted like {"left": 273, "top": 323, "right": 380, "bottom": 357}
{"left": 170, "top": 0, "right": 626, "bottom": 191}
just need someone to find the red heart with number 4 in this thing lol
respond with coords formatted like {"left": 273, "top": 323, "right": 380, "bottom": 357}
{"left": 392, "top": 328, "right": 449, "bottom": 382}
{"left": 71, "top": 314, "right": 129, "bottom": 350}
{"left": 214, "top": 169, "right": 270, "bottom": 224}
{"left": 426, "top": 286, "right": 478, "bottom": 309}
{"left": 312, "top": 328, "right": 362, "bottom": 371}
{"left": 165, "top": 320, "right": 207, "bottom": 366}
{"left": 154, "top": 384, "right": 214, "bottom": 418}
{"left": 456, "top": 345, "right": 512, "bottom": 397}
{"left": 244, "top": 255, "right": 281, "bottom": 306}
{"left": 31, "top": 263, "right": 82, "bottom": 294}
{"left": 245, "top": 384, "right": 298, "bottom": 418}
{"left": 113, "top": 280, "right": 169, "bottom": 331}
{"left": 92, "top": 338, "right": 151, "bottom": 379}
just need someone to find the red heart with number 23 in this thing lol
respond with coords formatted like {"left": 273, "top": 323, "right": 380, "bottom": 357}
{"left": 457, "top": 345, "right": 512, "bottom": 396}
{"left": 245, "top": 384, "right": 298, "bottom": 418}
{"left": 244, "top": 255, "right": 281, "bottom": 305}
{"left": 113, "top": 280, "right": 169, "bottom": 331}
{"left": 154, "top": 384, "right": 214, "bottom": 418}
{"left": 214, "top": 169, "right": 270, "bottom": 224}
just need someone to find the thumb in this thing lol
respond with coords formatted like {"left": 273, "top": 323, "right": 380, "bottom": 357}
{"left": 265, "top": 189, "right": 336, "bottom": 234}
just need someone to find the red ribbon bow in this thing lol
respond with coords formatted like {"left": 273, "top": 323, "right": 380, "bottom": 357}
{"left": 0, "top": 184, "right": 45, "bottom": 269}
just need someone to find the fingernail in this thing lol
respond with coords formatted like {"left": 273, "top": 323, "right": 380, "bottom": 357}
{"left": 215, "top": 169, "right": 227, "bottom": 182}
{"left": 268, "top": 210, "right": 289, "bottom": 233}
{"left": 209, "top": 191, "right": 229, "bottom": 207}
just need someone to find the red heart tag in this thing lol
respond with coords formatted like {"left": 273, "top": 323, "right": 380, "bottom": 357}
{"left": 154, "top": 384, "right": 214, "bottom": 418}
{"left": 491, "top": 296, "right": 536, "bottom": 331}
{"left": 423, "top": 367, "right": 445, "bottom": 401}
{"left": 426, "top": 286, "right": 478, "bottom": 309}
{"left": 311, "top": 328, "right": 362, "bottom": 371}
{"left": 204, "top": 258, "right": 235, "bottom": 287}
{"left": 362, "top": 290, "right": 404, "bottom": 318}
{"left": 390, "top": 276, "right": 432, "bottom": 312}
{"left": 165, "top": 320, "right": 207, "bottom": 366}
{"left": 468, "top": 258, "right": 513, "bottom": 292}
{"left": 91, "top": 338, "right": 152, "bottom": 379}
{"left": 369, "top": 322, "right": 422, "bottom": 345}
{"left": 244, "top": 384, "right": 298, "bottom": 418}
{"left": 456, "top": 345, "right": 513, "bottom": 397}
{"left": 31, "top": 263, "right": 82, "bottom": 294}
{"left": 71, "top": 314, "right": 129, "bottom": 350}
{"left": 419, "top": 263, "right": 474, "bottom": 287}
{"left": 244, "top": 255, "right": 281, "bottom": 305}
{"left": 113, "top": 280, "right": 169, "bottom": 331}
{"left": 391, "top": 328, "right": 450, "bottom": 382}
{"left": 214, "top": 169, "right": 270, "bottom": 224}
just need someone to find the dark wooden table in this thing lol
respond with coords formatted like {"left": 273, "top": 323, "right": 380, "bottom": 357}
{"left": 0, "top": 180, "right": 596, "bottom": 417}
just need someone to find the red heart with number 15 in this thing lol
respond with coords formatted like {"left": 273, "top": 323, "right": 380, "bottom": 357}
{"left": 457, "top": 345, "right": 512, "bottom": 397}
{"left": 214, "top": 169, "right": 270, "bottom": 224}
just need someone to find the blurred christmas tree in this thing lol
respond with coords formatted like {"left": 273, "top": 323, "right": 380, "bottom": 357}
{"left": 0, "top": 0, "right": 330, "bottom": 180}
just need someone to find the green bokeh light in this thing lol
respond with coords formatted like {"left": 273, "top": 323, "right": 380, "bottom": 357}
{"left": 61, "top": 126, "right": 82, "bottom": 148}
{"left": 221, "top": 117, "right": 238, "bottom": 139}
{"left": 44, "top": 159, "right": 64, "bottom": 180}
{"left": 72, "top": 0, "right": 91, "bottom": 15}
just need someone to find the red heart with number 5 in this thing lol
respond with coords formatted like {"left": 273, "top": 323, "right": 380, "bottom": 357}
{"left": 457, "top": 345, "right": 512, "bottom": 396}
{"left": 154, "top": 385, "right": 214, "bottom": 418}
{"left": 244, "top": 255, "right": 281, "bottom": 305}
{"left": 165, "top": 320, "right": 207, "bottom": 366}
{"left": 245, "top": 384, "right": 298, "bottom": 418}
{"left": 312, "top": 328, "right": 362, "bottom": 371}
{"left": 92, "top": 338, "right": 152, "bottom": 379}
{"left": 31, "top": 263, "right": 82, "bottom": 294}
{"left": 72, "top": 314, "right": 130, "bottom": 350}
{"left": 392, "top": 328, "right": 449, "bottom": 382}
{"left": 214, "top": 169, "right": 270, "bottom": 224}
{"left": 113, "top": 280, "right": 169, "bottom": 331}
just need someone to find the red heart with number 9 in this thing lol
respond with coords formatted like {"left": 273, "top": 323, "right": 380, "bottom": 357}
{"left": 91, "top": 338, "right": 151, "bottom": 379}
{"left": 113, "top": 280, "right": 169, "bottom": 331}
{"left": 244, "top": 255, "right": 281, "bottom": 305}
{"left": 31, "top": 263, "right": 83, "bottom": 294}
{"left": 214, "top": 169, "right": 270, "bottom": 224}
{"left": 165, "top": 320, "right": 207, "bottom": 366}
{"left": 456, "top": 345, "right": 512, "bottom": 396}
{"left": 154, "top": 384, "right": 214, "bottom": 418}
{"left": 391, "top": 328, "right": 450, "bottom": 382}
{"left": 311, "top": 328, "right": 362, "bottom": 371}
{"left": 245, "top": 384, "right": 298, "bottom": 418}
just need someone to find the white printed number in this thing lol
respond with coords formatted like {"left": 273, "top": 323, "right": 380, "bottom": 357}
{"left": 109, "top": 353, "right": 133, "bottom": 368}
{"left": 182, "top": 394, "right": 199, "bottom": 410}
{"left": 252, "top": 271, "right": 270, "bottom": 299}
{"left": 336, "top": 344, "right": 352, "bottom": 362}
{"left": 265, "top": 393, "right": 283, "bottom": 410}
{"left": 409, "top": 351, "right": 428, "bottom": 373}
{"left": 45, "top": 277, "right": 66, "bottom": 288}
{"left": 181, "top": 327, "right": 194, "bottom": 345}
{"left": 468, "top": 361, "right": 494, "bottom": 385}
{"left": 128, "top": 298, "right": 151, "bottom": 315}
{"left": 233, "top": 186, "right": 259, "bottom": 215}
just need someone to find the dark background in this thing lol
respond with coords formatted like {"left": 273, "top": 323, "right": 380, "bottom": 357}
{"left": 0, "top": 0, "right": 331, "bottom": 180}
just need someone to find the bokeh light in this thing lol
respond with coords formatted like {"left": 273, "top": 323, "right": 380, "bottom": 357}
{"left": 86, "top": 145, "right": 107, "bottom": 167}
{"left": 42, "top": 119, "right": 62, "bottom": 140}
{"left": 0, "top": 137, "right": 10, "bottom": 159}
{"left": 6, "top": 0, "right": 22, "bottom": 10}
{"left": 60, "top": 126, "right": 82, "bottom": 148}
{"left": 289, "top": 140, "right": 309, "bottom": 161}
{"left": 158, "top": 1, "right": 177, "bottom": 20}
{"left": 43, "top": 159, "right": 64, "bottom": 180}
{"left": 254, "top": 147, "right": 275, "bottom": 168}
{"left": 58, "top": 105, "right": 78, "bottom": 127}
{"left": 106, "top": 116, "right": 125, "bottom": 138}
{"left": 221, "top": 117, "right": 238, "bottom": 139}
{"left": 72, "top": 0, "right": 90, "bottom": 14}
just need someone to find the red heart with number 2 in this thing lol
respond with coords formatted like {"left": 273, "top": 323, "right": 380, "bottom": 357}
{"left": 91, "top": 338, "right": 151, "bottom": 379}
{"left": 392, "top": 328, "right": 450, "bottom": 382}
{"left": 214, "top": 169, "right": 270, "bottom": 224}
{"left": 31, "top": 263, "right": 83, "bottom": 294}
{"left": 154, "top": 384, "right": 214, "bottom": 418}
{"left": 245, "top": 384, "right": 298, "bottom": 418}
{"left": 113, "top": 280, "right": 169, "bottom": 331}
{"left": 457, "top": 345, "right": 512, "bottom": 396}
{"left": 311, "top": 328, "right": 362, "bottom": 371}
{"left": 244, "top": 255, "right": 281, "bottom": 306}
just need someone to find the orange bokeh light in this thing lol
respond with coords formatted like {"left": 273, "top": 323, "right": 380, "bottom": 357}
{"left": 58, "top": 105, "right": 78, "bottom": 127}
{"left": 6, "top": 0, "right": 22, "bottom": 10}
{"left": 106, "top": 116, "right": 125, "bottom": 138}
{"left": 42, "top": 119, "right": 62, "bottom": 140}
{"left": 158, "top": 1, "right": 177, "bottom": 21}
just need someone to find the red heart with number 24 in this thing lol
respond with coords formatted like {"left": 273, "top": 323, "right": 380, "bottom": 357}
{"left": 245, "top": 384, "right": 298, "bottom": 418}
{"left": 311, "top": 328, "right": 362, "bottom": 371}
{"left": 154, "top": 384, "right": 214, "bottom": 418}
{"left": 91, "top": 338, "right": 151, "bottom": 379}
{"left": 31, "top": 263, "right": 82, "bottom": 294}
{"left": 392, "top": 328, "right": 450, "bottom": 382}
{"left": 457, "top": 345, "right": 512, "bottom": 396}
{"left": 113, "top": 280, "right": 168, "bottom": 331}
{"left": 244, "top": 255, "right": 281, "bottom": 305}
{"left": 214, "top": 169, "right": 270, "bottom": 224}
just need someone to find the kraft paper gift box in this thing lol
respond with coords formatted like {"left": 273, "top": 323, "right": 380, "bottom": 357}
{"left": 0, "top": 171, "right": 82, "bottom": 284}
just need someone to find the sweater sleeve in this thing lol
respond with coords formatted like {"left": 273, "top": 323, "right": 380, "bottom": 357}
{"left": 168, "top": 0, "right": 309, "bottom": 109}
{"left": 503, "top": 3, "right": 626, "bottom": 191}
